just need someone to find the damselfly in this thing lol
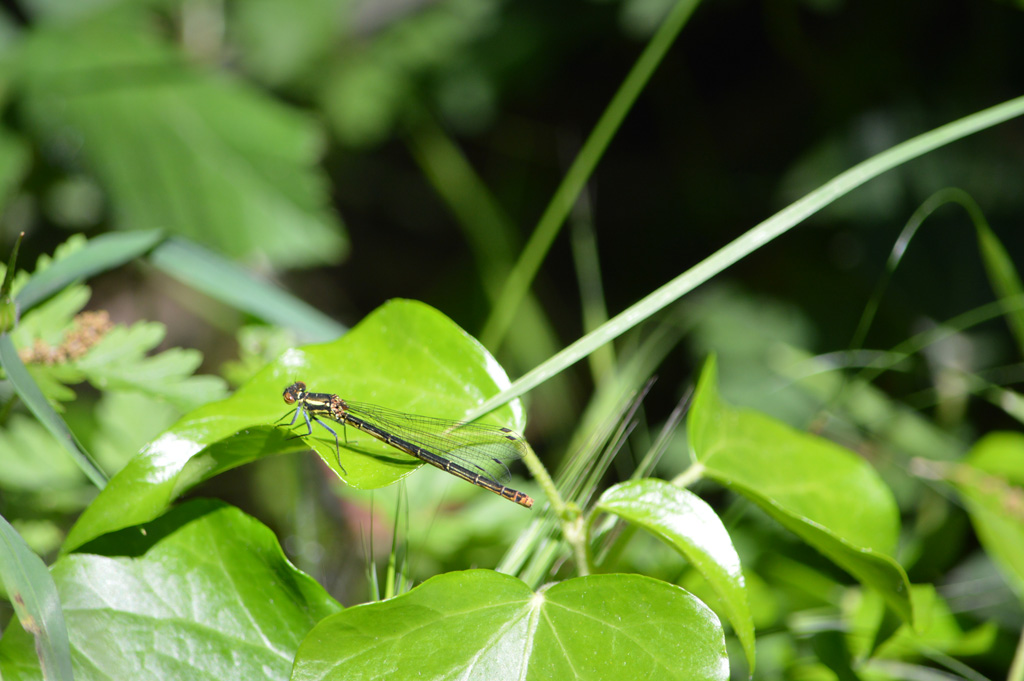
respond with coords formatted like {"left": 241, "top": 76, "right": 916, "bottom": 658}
{"left": 281, "top": 381, "right": 534, "bottom": 508}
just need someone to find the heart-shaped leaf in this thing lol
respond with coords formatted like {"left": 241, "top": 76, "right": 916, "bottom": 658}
{"left": 64, "top": 299, "right": 528, "bottom": 552}
{"left": 0, "top": 500, "right": 340, "bottom": 681}
{"left": 292, "top": 570, "right": 728, "bottom": 681}
{"left": 594, "top": 479, "right": 754, "bottom": 670}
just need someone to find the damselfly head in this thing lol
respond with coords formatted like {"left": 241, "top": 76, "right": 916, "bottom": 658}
{"left": 282, "top": 381, "right": 307, "bottom": 405}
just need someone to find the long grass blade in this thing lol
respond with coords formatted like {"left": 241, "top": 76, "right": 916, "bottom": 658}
{"left": 479, "top": 0, "right": 702, "bottom": 350}
{"left": 467, "top": 95, "right": 1024, "bottom": 421}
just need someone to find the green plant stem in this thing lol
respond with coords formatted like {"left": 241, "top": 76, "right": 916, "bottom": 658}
{"left": 565, "top": 514, "right": 590, "bottom": 576}
{"left": 478, "top": 0, "right": 702, "bottom": 351}
{"left": 1, "top": 232, "right": 23, "bottom": 333}
{"left": 520, "top": 442, "right": 563, "bottom": 516}
{"left": 518, "top": 443, "right": 597, "bottom": 574}
{"left": 672, "top": 461, "right": 705, "bottom": 489}
{"left": 1009, "top": 626, "right": 1024, "bottom": 681}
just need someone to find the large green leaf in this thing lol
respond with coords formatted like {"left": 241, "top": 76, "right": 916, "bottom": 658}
{"left": 292, "top": 571, "right": 727, "bottom": 681}
{"left": 0, "top": 500, "right": 340, "bottom": 681}
{"left": 15, "top": 10, "right": 345, "bottom": 268}
{"left": 953, "top": 432, "right": 1024, "bottom": 601}
{"left": 594, "top": 479, "right": 754, "bottom": 671}
{"left": 688, "top": 357, "right": 912, "bottom": 623}
{"left": 0, "top": 514, "right": 74, "bottom": 681}
{"left": 63, "top": 299, "right": 528, "bottom": 552}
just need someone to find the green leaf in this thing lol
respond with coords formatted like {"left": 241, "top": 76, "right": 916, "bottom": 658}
{"left": 594, "top": 479, "right": 755, "bottom": 671}
{"left": 292, "top": 571, "right": 728, "bottom": 681}
{"left": 0, "top": 513, "right": 74, "bottom": 681}
{"left": 11, "top": 286, "right": 91, "bottom": 358}
{"left": 75, "top": 321, "right": 228, "bottom": 411}
{"left": 0, "top": 500, "right": 341, "bottom": 681}
{"left": 848, "top": 585, "right": 998, "bottom": 661}
{"left": 963, "top": 430, "right": 1024, "bottom": 483}
{"left": 952, "top": 432, "right": 1024, "bottom": 601}
{"left": 16, "top": 11, "right": 346, "bottom": 268}
{"left": 63, "top": 299, "right": 528, "bottom": 552}
{"left": 689, "top": 357, "right": 913, "bottom": 624}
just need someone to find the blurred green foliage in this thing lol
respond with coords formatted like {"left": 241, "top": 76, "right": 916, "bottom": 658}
{"left": 0, "top": 0, "right": 1023, "bottom": 679}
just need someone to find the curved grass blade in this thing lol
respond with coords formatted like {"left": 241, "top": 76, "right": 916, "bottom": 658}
{"left": 0, "top": 334, "right": 107, "bottom": 488}
{"left": 1, "top": 232, "right": 22, "bottom": 333}
{"left": 468, "top": 95, "right": 1024, "bottom": 420}
{"left": 15, "top": 230, "right": 165, "bottom": 312}
{"left": 479, "top": 0, "right": 702, "bottom": 350}
{"left": 149, "top": 237, "right": 345, "bottom": 342}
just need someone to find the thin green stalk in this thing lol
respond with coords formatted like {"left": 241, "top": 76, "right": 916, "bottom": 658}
{"left": 479, "top": 0, "right": 702, "bottom": 351}
{"left": 519, "top": 442, "right": 566, "bottom": 519}
{"left": 406, "top": 115, "right": 571, "bottom": 406}
{"left": 1009, "top": 626, "right": 1024, "bottom": 681}
{"left": 0, "top": 335, "right": 108, "bottom": 488}
{"left": 570, "top": 195, "right": 615, "bottom": 381}
{"left": 467, "top": 94, "right": 1024, "bottom": 422}
{"left": 672, "top": 461, "right": 705, "bottom": 489}
{"left": 564, "top": 514, "right": 590, "bottom": 576}
{"left": 406, "top": 115, "right": 518, "bottom": 286}
{"left": 850, "top": 187, "right": 1024, "bottom": 355}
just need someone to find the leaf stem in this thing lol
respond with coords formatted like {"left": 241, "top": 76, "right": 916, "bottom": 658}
{"left": 672, "top": 461, "right": 705, "bottom": 489}
{"left": 1009, "top": 626, "right": 1024, "bottom": 681}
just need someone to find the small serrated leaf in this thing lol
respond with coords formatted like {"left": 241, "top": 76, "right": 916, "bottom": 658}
{"left": 75, "top": 322, "right": 228, "bottom": 411}
{"left": 11, "top": 286, "right": 91, "bottom": 348}
{"left": 19, "top": 16, "right": 347, "bottom": 268}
